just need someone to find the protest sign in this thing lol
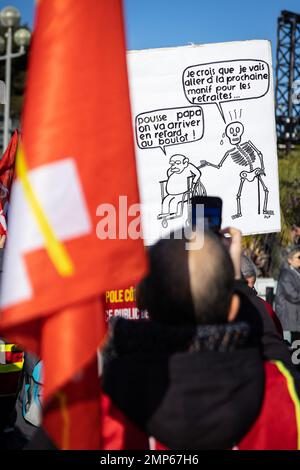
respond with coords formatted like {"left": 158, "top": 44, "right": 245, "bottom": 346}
{"left": 127, "top": 40, "right": 280, "bottom": 245}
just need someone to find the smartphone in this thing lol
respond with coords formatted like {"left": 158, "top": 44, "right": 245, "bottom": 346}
{"left": 191, "top": 196, "right": 222, "bottom": 232}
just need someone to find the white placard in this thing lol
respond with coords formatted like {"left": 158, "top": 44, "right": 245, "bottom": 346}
{"left": 127, "top": 40, "right": 281, "bottom": 245}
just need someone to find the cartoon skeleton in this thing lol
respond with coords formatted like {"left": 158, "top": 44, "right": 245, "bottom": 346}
{"left": 200, "top": 121, "right": 274, "bottom": 219}
{"left": 157, "top": 154, "right": 206, "bottom": 228}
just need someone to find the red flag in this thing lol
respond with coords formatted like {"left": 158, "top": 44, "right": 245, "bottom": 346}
{"left": 0, "top": 0, "right": 147, "bottom": 449}
{"left": 0, "top": 130, "right": 18, "bottom": 235}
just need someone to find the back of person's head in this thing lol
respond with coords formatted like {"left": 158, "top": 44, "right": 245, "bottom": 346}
{"left": 139, "top": 230, "right": 238, "bottom": 326}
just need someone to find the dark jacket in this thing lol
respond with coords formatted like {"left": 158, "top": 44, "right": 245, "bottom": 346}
{"left": 275, "top": 265, "right": 300, "bottom": 331}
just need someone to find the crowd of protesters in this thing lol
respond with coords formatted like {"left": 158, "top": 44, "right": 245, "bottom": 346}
{"left": 1, "top": 224, "right": 300, "bottom": 450}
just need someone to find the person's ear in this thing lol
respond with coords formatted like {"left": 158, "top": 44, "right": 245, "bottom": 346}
{"left": 228, "top": 294, "right": 240, "bottom": 322}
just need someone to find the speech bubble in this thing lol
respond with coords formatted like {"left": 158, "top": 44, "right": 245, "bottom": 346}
{"left": 135, "top": 106, "right": 204, "bottom": 154}
{"left": 182, "top": 59, "right": 270, "bottom": 122}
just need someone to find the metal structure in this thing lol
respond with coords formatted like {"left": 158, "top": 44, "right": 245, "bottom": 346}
{"left": 0, "top": 6, "right": 31, "bottom": 152}
{"left": 275, "top": 10, "right": 300, "bottom": 149}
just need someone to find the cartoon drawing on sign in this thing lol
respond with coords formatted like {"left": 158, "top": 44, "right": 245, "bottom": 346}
{"left": 134, "top": 106, "right": 205, "bottom": 229}
{"left": 200, "top": 120, "right": 274, "bottom": 219}
{"left": 157, "top": 154, "right": 206, "bottom": 228}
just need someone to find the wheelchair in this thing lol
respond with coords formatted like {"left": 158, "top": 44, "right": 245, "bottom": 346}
{"left": 157, "top": 174, "right": 207, "bottom": 229}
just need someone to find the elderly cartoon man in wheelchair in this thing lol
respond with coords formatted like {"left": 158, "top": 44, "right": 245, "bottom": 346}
{"left": 157, "top": 154, "right": 207, "bottom": 228}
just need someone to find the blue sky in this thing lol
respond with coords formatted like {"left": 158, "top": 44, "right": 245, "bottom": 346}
{"left": 2, "top": 0, "right": 300, "bottom": 64}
